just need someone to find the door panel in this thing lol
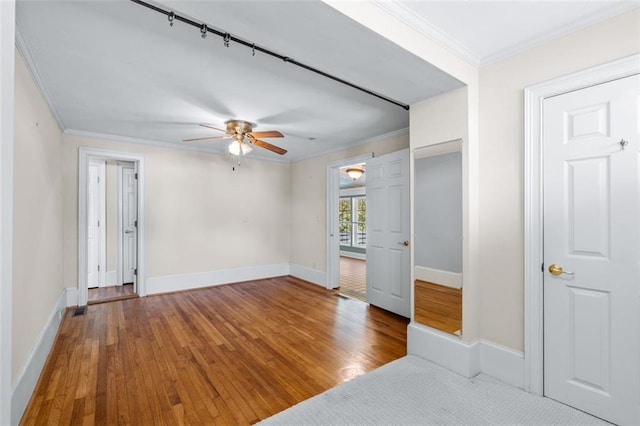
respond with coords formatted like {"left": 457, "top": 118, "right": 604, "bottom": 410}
{"left": 543, "top": 75, "right": 639, "bottom": 425}
{"left": 121, "top": 165, "right": 137, "bottom": 285}
{"left": 87, "top": 160, "right": 104, "bottom": 288}
{"left": 366, "top": 149, "right": 410, "bottom": 317}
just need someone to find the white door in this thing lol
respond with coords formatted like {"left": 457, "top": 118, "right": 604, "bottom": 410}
{"left": 366, "top": 149, "right": 410, "bottom": 317}
{"left": 87, "top": 160, "right": 105, "bottom": 288}
{"left": 543, "top": 75, "right": 639, "bottom": 425}
{"left": 121, "top": 165, "right": 137, "bottom": 287}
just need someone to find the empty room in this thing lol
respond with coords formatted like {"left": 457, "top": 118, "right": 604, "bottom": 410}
{"left": 1, "top": 1, "right": 639, "bottom": 424}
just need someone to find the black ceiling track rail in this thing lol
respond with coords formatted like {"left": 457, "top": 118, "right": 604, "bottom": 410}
{"left": 129, "top": 0, "right": 410, "bottom": 111}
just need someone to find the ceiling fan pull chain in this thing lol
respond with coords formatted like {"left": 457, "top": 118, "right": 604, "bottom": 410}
{"left": 200, "top": 24, "right": 208, "bottom": 39}
{"left": 224, "top": 33, "right": 231, "bottom": 48}
{"left": 251, "top": 43, "right": 255, "bottom": 57}
{"left": 167, "top": 11, "right": 174, "bottom": 27}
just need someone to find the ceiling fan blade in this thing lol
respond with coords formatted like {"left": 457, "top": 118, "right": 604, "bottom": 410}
{"left": 248, "top": 131, "right": 284, "bottom": 139}
{"left": 199, "top": 124, "right": 228, "bottom": 133}
{"left": 183, "top": 135, "right": 232, "bottom": 142}
{"left": 251, "top": 138, "right": 287, "bottom": 155}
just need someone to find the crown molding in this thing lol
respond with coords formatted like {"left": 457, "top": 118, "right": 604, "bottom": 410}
{"left": 14, "top": 23, "right": 65, "bottom": 131}
{"left": 370, "top": 0, "right": 482, "bottom": 66}
{"left": 370, "top": 1, "right": 639, "bottom": 67}
{"left": 63, "top": 129, "right": 291, "bottom": 163}
{"left": 480, "top": 3, "right": 640, "bottom": 66}
{"left": 295, "top": 127, "right": 409, "bottom": 163}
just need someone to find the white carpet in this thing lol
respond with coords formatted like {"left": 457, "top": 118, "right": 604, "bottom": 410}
{"left": 259, "top": 355, "right": 608, "bottom": 425}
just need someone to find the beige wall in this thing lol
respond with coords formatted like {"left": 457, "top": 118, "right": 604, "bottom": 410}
{"left": 477, "top": 9, "right": 640, "bottom": 351}
{"left": 63, "top": 134, "right": 291, "bottom": 286}
{"left": 290, "top": 133, "right": 409, "bottom": 271}
{"left": 12, "top": 51, "right": 64, "bottom": 381}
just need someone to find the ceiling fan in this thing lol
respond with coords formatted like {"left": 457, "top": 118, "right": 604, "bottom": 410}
{"left": 183, "top": 120, "right": 287, "bottom": 156}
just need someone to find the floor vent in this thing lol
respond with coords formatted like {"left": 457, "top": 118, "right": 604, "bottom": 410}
{"left": 73, "top": 306, "right": 87, "bottom": 317}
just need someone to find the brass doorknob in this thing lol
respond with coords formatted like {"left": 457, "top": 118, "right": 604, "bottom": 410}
{"left": 548, "top": 263, "right": 575, "bottom": 276}
{"left": 549, "top": 264, "right": 563, "bottom": 275}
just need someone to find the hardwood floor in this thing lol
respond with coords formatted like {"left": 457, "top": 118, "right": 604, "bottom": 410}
{"left": 88, "top": 283, "right": 136, "bottom": 304}
{"left": 22, "top": 276, "right": 408, "bottom": 425}
{"left": 339, "top": 256, "right": 366, "bottom": 301}
{"left": 414, "top": 280, "right": 462, "bottom": 335}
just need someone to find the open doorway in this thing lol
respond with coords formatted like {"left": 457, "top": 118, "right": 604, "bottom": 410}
{"left": 78, "top": 148, "right": 146, "bottom": 307}
{"left": 86, "top": 159, "right": 138, "bottom": 304}
{"left": 338, "top": 164, "right": 367, "bottom": 301}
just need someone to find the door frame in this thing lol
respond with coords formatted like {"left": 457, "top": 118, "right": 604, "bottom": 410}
{"left": 117, "top": 161, "right": 136, "bottom": 287}
{"left": 326, "top": 153, "right": 373, "bottom": 289}
{"left": 78, "top": 147, "right": 146, "bottom": 306}
{"left": 523, "top": 53, "right": 639, "bottom": 395}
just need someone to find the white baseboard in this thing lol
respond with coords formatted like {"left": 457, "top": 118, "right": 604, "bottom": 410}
{"left": 289, "top": 264, "right": 326, "bottom": 287}
{"left": 414, "top": 266, "right": 462, "bottom": 289}
{"left": 105, "top": 270, "right": 117, "bottom": 286}
{"left": 66, "top": 287, "right": 79, "bottom": 307}
{"left": 146, "top": 263, "right": 290, "bottom": 295}
{"left": 407, "top": 323, "right": 524, "bottom": 389}
{"left": 339, "top": 251, "right": 366, "bottom": 261}
{"left": 11, "top": 289, "right": 67, "bottom": 423}
{"left": 478, "top": 339, "right": 524, "bottom": 389}
{"left": 407, "top": 323, "right": 480, "bottom": 378}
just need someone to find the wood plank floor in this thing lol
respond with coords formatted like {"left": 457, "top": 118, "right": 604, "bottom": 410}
{"left": 88, "top": 283, "right": 136, "bottom": 304}
{"left": 339, "top": 256, "right": 366, "bottom": 302}
{"left": 22, "top": 276, "right": 408, "bottom": 425}
{"left": 414, "top": 280, "right": 462, "bottom": 335}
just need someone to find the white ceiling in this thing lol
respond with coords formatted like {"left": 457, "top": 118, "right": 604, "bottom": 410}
{"left": 16, "top": 1, "right": 637, "bottom": 162}
{"left": 376, "top": 0, "right": 639, "bottom": 65}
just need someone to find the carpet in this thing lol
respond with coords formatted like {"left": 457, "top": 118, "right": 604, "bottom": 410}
{"left": 259, "top": 355, "right": 607, "bottom": 425}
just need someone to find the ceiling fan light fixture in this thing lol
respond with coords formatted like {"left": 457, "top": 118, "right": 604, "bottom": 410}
{"left": 228, "top": 140, "right": 252, "bottom": 156}
{"left": 346, "top": 166, "right": 365, "bottom": 181}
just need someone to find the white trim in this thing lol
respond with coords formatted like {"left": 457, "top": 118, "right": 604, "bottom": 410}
{"left": 480, "top": 3, "right": 640, "bottom": 66}
{"left": 289, "top": 264, "right": 327, "bottom": 287}
{"left": 117, "top": 163, "right": 124, "bottom": 286}
{"left": 301, "top": 128, "right": 409, "bottom": 163}
{"left": 414, "top": 266, "right": 462, "bottom": 289}
{"left": 408, "top": 323, "right": 525, "bottom": 389}
{"left": 479, "top": 339, "right": 525, "bottom": 390}
{"left": 407, "top": 323, "right": 480, "bottom": 378}
{"left": 339, "top": 187, "right": 366, "bottom": 197}
{"left": 523, "top": 54, "right": 640, "bottom": 395}
{"left": 370, "top": 0, "right": 481, "bottom": 66}
{"left": 65, "top": 287, "right": 79, "bottom": 307}
{"left": 14, "top": 24, "right": 65, "bottom": 131}
{"left": 79, "top": 147, "right": 146, "bottom": 306}
{"left": 372, "top": 0, "right": 638, "bottom": 67}
{"left": 146, "top": 263, "right": 290, "bottom": 295}
{"left": 117, "top": 161, "right": 135, "bottom": 287}
{"left": 0, "top": 2, "right": 15, "bottom": 423}
{"left": 11, "top": 289, "right": 67, "bottom": 423}
{"left": 413, "top": 139, "right": 462, "bottom": 159}
{"left": 339, "top": 251, "right": 366, "bottom": 261}
{"left": 326, "top": 153, "right": 374, "bottom": 290}
{"left": 88, "top": 159, "right": 106, "bottom": 288}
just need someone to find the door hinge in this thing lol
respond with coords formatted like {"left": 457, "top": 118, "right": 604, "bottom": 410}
{"left": 97, "top": 220, "right": 100, "bottom": 227}
{"left": 134, "top": 220, "right": 138, "bottom": 227}
{"left": 97, "top": 265, "right": 100, "bottom": 272}
{"left": 134, "top": 268, "right": 137, "bottom": 276}
{"left": 135, "top": 173, "right": 138, "bottom": 179}
{"left": 97, "top": 176, "right": 100, "bottom": 183}
{"left": 541, "top": 262, "right": 544, "bottom": 272}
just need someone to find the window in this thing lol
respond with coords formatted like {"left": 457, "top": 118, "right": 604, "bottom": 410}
{"left": 339, "top": 196, "right": 366, "bottom": 249}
